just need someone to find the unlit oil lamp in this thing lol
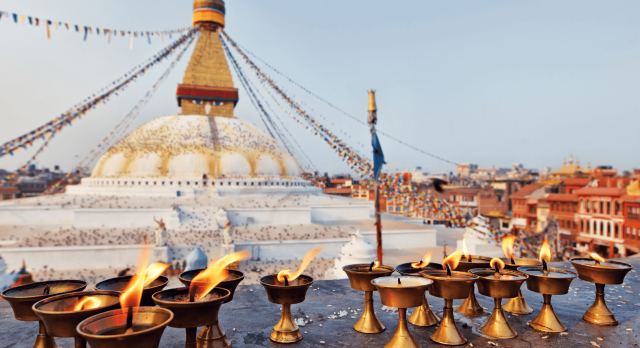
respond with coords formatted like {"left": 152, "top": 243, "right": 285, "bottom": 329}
{"left": 260, "top": 248, "right": 321, "bottom": 343}
{"left": 518, "top": 238, "right": 577, "bottom": 333}
{"left": 157, "top": 250, "right": 250, "bottom": 348}
{"left": 455, "top": 237, "right": 491, "bottom": 316}
{"left": 76, "top": 247, "right": 173, "bottom": 348}
{"left": 343, "top": 261, "right": 395, "bottom": 333}
{"left": 420, "top": 250, "right": 480, "bottom": 346}
{"left": 469, "top": 258, "right": 528, "bottom": 339}
{"left": 570, "top": 252, "right": 633, "bottom": 326}
{"left": 33, "top": 291, "right": 121, "bottom": 348}
{"left": 395, "top": 251, "right": 441, "bottom": 327}
{"left": 499, "top": 235, "right": 540, "bottom": 314}
{"left": 1, "top": 280, "right": 87, "bottom": 348}
{"left": 371, "top": 276, "right": 432, "bottom": 348}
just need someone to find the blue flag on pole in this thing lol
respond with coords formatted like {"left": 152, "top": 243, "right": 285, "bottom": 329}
{"left": 372, "top": 132, "right": 384, "bottom": 180}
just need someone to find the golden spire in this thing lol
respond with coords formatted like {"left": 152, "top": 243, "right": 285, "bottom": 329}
{"left": 177, "top": 0, "right": 238, "bottom": 117}
{"left": 368, "top": 90, "right": 377, "bottom": 112}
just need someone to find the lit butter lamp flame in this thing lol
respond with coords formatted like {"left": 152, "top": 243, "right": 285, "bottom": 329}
{"left": 120, "top": 246, "right": 170, "bottom": 334}
{"left": 490, "top": 258, "right": 505, "bottom": 279}
{"left": 73, "top": 296, "right": 102, "bottom": 311}
{"left": 277, "top": 248, "right": 322, "bottom": 285}
{"left": 411, "top": 251, "right": 433, "bottom": 268}
{"left": 189, "top": 251, "right": 251, "bottom": 302}
{"left": 369, "top": 261, "right": 380, "bottom": 272}
{"left": 539, "top": 237, "right": 552, "bottom": 274}
{"left": 462, "top": 236, "right": 472, "bottom": 262}
{"left": 442, "top": 250, "right": 463, "bottom": 276}
{"left": 588, "top": 252, "right": 606, "bottom": 266}
{"left": 502, "top": 235, "right": 517, "bottom": 264}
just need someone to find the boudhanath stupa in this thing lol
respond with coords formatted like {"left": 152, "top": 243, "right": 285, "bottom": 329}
{"left": 0, "top": 0, "right": 437, "bottom": 286}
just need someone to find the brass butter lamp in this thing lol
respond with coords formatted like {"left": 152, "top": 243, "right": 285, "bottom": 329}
{"left": 395, "top": 257, "right": 442, "bottom": 327}
{"left": 153, "top": 287, "right": 231, "bottom": 348}
{"left": 499, "top": 258, "right": 539, "bottom": 314}
{"left": 95, "top": 275, "right": 168, "bottom": 307}
{"left": 570, "top": 253, "right": 633, "bottom": 326}
{"left": 179, "top": 269, "right": 244, "bottom": 347}
{"left": 455, "top": 255, "right": 491, "bottom": 316}
{"left": 260, "top": 274, "right": 314, "bottom": 343}
{"left": 420, "top": 267, "right": 479, "bottom": 346}
{"left": 1, "top": 280, "right": 87, "bottom": 348}
{"left": 33, "top": 291, "right": 120, "bottom": 348}
{"left": 518, "top": 261, "right": 576, "bottom": 332}
{"left": 470, "top": 259, "right": 528, "bottom": 339}
{"left": 371, "top": 276, "right": 432, "bottom": 348}
{"left": 343, "top": 262, "right": 394, "bottom": 333}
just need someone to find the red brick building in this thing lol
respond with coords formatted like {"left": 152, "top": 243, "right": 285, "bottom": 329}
{"left": 623, "top": 195, "right": 640, "bottom": 256}
{"left": 546, "top": 194, "right": 579, "bottom": 242}
{"left": 562, "top": 178, "right": 590, "bottom": 194}
{"left": 448, "top": 188, "right": 483, "bottom": 216}
{"left": 477, "top": 188, "right": 508, "bottom": 216}
{"left": 510, "top": 184, "right": 546, "bottom": 233}
{"left": 0, "top": 186, "right": 19, "bottom": 200}
{"left": 575, "top": 187, "right": 626, "bottom": 258}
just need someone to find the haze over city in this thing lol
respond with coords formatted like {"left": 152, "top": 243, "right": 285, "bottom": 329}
{"left": 1, "top": 0, "right": 639, "bottom": 175}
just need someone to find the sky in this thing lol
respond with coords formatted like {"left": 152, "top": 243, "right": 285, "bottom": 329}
{"left": 0, "top": 0, "right": 639, "bottom": 176}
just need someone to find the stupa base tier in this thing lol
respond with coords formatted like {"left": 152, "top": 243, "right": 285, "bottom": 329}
{"left": 384, "top": 308, "right": 421, "bottom": 348}
{"left": 583, "top": 284, "right": 618, "bottom": 326}
{"left": 197, "top": 322, "right": 232, "bottom": 348}
{"left": 270, "top": 304, "right": 302, "bottom": 344}
{"left": 503, "top": 290, "right": 534, "bottom": 314}
{"left": 456, "top": 288, "right": 484, "bottom": 317}
{"left": 408, "top": 296, "right": 439, "bottom": 327}
{"left": 530, "top": 295, "right": 567, "bottom": 333}
{"left": 431, "top": 299, "right": 467, "bottom": 346}
{"left": 353, "top": 291, "right": 385, "bottom": 334}
{"left": 481, "top": 299, "right": 517, "bottom": 339}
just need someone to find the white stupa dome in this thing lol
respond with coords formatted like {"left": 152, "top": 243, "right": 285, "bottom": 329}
{"left": 91, "top": 115, "right": 302, "bottom": 179}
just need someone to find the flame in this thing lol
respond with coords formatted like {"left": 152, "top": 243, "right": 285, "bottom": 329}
{"left": 144, "top": 263, "right": 170, "bottom": 287}
{"left": 442, "top": 250, "right": 463, "bottom": 271}
{"left": 119, "top": 246, "right": 169, "bottom": 310}
{"left": 502, "top": 235, "right": 516, "bottom": 260}
{"left": 490, "top": 257, "right": 505, "bottom": 271}
{"left": 588, "top": 252, "right": 606, "bottom": 263}
{"left": 462, "top": 236, "right": 470, "bottom": 260}
{"left": 73, "top": 296, "right": 102, "bottom": 311}
{"left": 411, "top": 251, "right": 433, "bottom": 268}
{"left": 277, "top": 247, "right": 322, "bottom": 283}
{"left": 190, "top": 251, "right": 251, "bottom": 301}
{"left": 371, "top": 261, "right": 381, "bottom": 270}
{"left": 539, "top": 237, "right": 551, "bottom": 264}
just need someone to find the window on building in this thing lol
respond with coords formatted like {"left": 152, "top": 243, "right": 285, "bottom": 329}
{"left": 634, "top": 228, "right": 637, "bottom": 240}
{"left": 607, "top": 223, "right": 611, "bottom": 237}
{"left": 627, "top": 227, "right": 631, "bottom": 239}
{"left": 606, "top": 202, "right": 611, "bottom": 215}
{"left": 600, "top": 202, "right": 604, "bottom": 214}
{"left": 600, "top": 221, "right": 604, "bottom": 236}
{"left": 614, "top": 224, "right": 619, "bottom": 238}
{"left": 581, "top": 220, "right": 584, "bottom": 232}
{"left": 529, "top": 206, "right": 536, "bottom": 214}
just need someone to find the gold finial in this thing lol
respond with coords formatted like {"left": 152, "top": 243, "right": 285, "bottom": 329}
{"left": 368, "top": 90, "right": 377, "bottom": 112}
{"left": 21, "top": 260, "right": 26, "bottom": 269}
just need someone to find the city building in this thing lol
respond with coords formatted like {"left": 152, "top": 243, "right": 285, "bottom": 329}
{"left": 546, "top": 193, "right": 579, "bottom": 242}
{"left": 575, "top": 187, "right": 626, "bottom": 258}
{"left": 623, "top": 181, "right": 640, "bottom": 256}
{"left": 510, "top": 184, "right": 546, "bottom": 234}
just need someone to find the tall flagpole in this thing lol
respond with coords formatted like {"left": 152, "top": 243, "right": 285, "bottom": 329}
{"left": 368, "top": 90, "right": 384, "bottom": 264}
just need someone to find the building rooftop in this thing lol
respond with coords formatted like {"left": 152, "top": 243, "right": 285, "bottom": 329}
{"left": 574, "top": 187, "right": 626, "bottom": 196}
{"left": 563, "top": 178, "right": 591, "bottom": 186}
{"left": 545, "top": 193, "right": 578, "bottom": 202}
{"left": 510, "top": 184, "right": 543, "bottom": 199}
